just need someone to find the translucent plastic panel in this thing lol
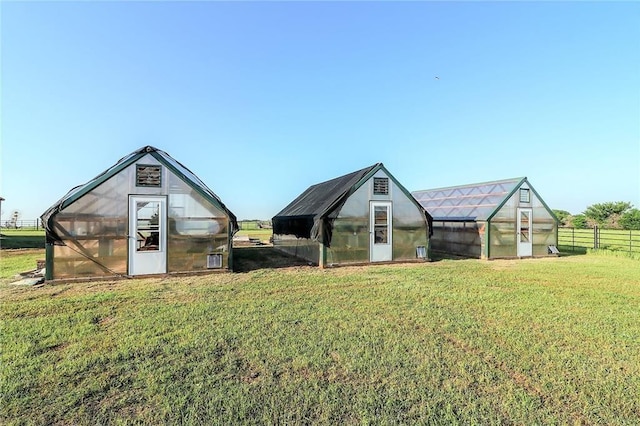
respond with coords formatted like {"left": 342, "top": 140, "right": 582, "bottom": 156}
{"left": 413, "top": 178, "right": 521, "bottom": 220}
{"left": 391, "top": 182, "right": 429, "bottom": 261}
{"left": 327, "top": 217, "right": 369, "bottom": 264}
{"left": 328, "top": 177, "right": 429, "bottom": 264}
{"left": 167, "top": 173, "right": 230, "bottom": 272}
{"left": 51, "top": 166, "right": 134, "bottom": 278}
{"left": 49, "top": 155, "right": 232, "bottom": 278}
{"left": 491, "top": 187, "right": 557, "bottom": 258}
{"left": 430, "top": 221, "right": 482, "bottom": 258}
{"left": 53, "top": 239, "right": 127, "bottom": 278}
{"left": 489, "top": 220, "right": 517, "bottom": 257}
{"left": 272, "top": 235, "right": 320, "bottom": 264}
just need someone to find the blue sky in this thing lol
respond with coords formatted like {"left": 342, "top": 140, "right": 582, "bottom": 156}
{"left": 1, "top": 1, "right": 639, "bottom": 222}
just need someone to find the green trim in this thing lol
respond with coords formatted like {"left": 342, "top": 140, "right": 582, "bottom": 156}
{"left": 59, "top": 154, "right": 142, "bottom": 211}
{"left": 526, "top": 181, "right": 560, "bottom": 225}
{"left": 149, "top": 151, "right": 234, "bottom": 228}
{"left": 227, "top": 223, "right": 234, "bottom": 271}
{"left": 45, "top": 243, "right": 54, "bottom": 280}
{"left": 318, "top": 164, "right": 381, "bottom": 221}
{"left": 355, "top": 163, "right": 433, "bottom": 222}
{"left": 485, "top": 221, "right": 490, "bottom": 259}
{"left": 485, "top": 177, "right": 527, "bottom": 222}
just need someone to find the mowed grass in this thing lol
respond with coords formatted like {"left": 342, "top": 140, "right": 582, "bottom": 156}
{"left": 0, "top": 249, "right": 45, "bottom": 283}
{"left": 1, "top": 251, "right": 640, "bottom": 424}
{"left": 235, "top": 228, "right": 273, "bottom": 243}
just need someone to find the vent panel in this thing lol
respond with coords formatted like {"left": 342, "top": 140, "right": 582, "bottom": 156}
{"left": 136, "top": 165, "right": 162, "bottom": 187}
{"left": 373, "top": 177, "right": 389, "bottom": 195}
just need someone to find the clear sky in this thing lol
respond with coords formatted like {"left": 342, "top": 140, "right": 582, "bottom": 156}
{"left": 1, "top": 1, "right": 639, "bottom": 222}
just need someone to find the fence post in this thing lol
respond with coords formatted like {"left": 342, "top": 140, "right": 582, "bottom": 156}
{"left": 593, "top": 225, "right": 598, "bottom": 250}
{"left": 631, "top": 230, "right": 633, "bottom": 253}
{"left": 572, "top": 227, "right": 575, "bottom": 252}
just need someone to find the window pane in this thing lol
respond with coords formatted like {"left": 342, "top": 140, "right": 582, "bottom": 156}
{"left": 374, "top": 206, "right": 388, "bottom": 225}
{"left": 136, "top": 202, "right": 160, "bottom": 251}
{"left": 520, "top": 211, "right": 530, "bottom": 243}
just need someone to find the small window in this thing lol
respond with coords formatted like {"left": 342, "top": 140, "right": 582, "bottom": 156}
{"left": 373, "top": 177, "right": 389, "bottom": 195}
{"left": 519, "top": 188, "right": 530, "bottom": 203}
{"left": 136, "top": 165, "right": 162, "bottom": 187}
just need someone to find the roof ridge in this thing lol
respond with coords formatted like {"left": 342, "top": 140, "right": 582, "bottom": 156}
{"left": 413, "top": 177, "right": 525, "bottom": 193}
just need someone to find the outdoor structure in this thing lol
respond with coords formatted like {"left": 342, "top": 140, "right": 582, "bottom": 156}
{"left": 412, "top": 177, "right": 558, "bottom": 259}
{"left": 41, "top": 146, "right": 238, "bottom": 280}
{"left": 272, "top": 163, "right": 432, "bottom": 266}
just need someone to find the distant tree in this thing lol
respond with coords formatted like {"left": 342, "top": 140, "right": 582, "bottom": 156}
{"left": 552, "top": 209, "right": 571, "bottom": 226}
{"left": 583, "top": 202, "right": 632, "bottom": 225}
{"left": 571, "top": 214, "right": 589, "bottom": 229}
{"left": 619, "top": 209, "right": 640, "bottom": 230}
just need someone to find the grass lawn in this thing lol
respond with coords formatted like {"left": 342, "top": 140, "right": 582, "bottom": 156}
{"left": 235, "top": 228, "right": 272, "bottom": 244}
{"left": 1, "top": 251, "right": 639, "bottom": 424}
{"left": 0, "top": 249, "right": 45, "bottom": 283}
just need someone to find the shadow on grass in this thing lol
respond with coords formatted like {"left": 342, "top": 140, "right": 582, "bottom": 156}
{"left": 0, "top": 235, "right": 46, "bottom": 249}
{"left": 557, "top": 245, "right": 588, "bottom": 256}
{"left": 233, "top": 246, "right": 311, "bottom": 272}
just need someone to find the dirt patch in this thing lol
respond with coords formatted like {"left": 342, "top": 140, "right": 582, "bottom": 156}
{"left": 233, "top": 246, "right": 310, "bottom": 272}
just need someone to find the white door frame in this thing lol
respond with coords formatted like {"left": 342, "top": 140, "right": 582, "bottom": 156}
{"left": 517, "top": 207, "right": 533, "bottom": 257}
{"left": 370, "top": 201, "right": 393, "bottom": 262}
{"left": 128, "top": 195, "right": 167, "bottom": 275}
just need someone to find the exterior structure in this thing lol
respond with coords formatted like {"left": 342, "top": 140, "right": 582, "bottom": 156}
{"left": 272, "top": 163, "right": 432, "bottom": 266}
{"left": 412, "top": 177, "right": 558, "bottom": 259}
{"left": 41, "top": 146, "right": 238, "bottom": 280}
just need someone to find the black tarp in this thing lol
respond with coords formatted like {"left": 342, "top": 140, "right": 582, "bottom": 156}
{"left": 272, "top": 164, "right": 380, "bottom": 245}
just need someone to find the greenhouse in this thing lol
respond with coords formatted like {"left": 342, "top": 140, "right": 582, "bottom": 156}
{"left": 272, "top": 163, "right": 432, "bottom": 266}
{"left": 412, "top": 177, "right": 558, "bottom": 259}
{"left": 41, "top": 146, "right": 238, "bottom": 280}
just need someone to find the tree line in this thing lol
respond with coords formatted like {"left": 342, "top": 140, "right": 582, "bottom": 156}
{"left": 553, "top": 202, "right": 640, "bottom": 230}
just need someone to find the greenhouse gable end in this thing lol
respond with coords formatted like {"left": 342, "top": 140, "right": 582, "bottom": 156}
{"left": 41, "top": 146, "right": 238, "bottom": 280}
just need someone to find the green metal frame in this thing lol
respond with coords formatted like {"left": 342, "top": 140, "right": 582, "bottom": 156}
{"left": 45, "top": 243, "right": 54, "bottom": 280}
{"left": 45, "top": 147, "right": 238, "bottom": 276}
{"left": 483, "top": 177, "right": 558, "bottom": 259}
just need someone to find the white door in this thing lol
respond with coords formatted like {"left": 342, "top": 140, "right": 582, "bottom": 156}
{"left": 129, "top": 196, "right": 167, "bottom": 275}
{"left": 517, "top": 208, "right": 533, "bottom": 257}
{"left": 370, "top": 201, "right": 393, "bottom": 262}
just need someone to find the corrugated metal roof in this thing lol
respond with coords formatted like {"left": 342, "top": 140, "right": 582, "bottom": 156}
{"left": 412, "top": 177, "right": 525, "bottom": 221}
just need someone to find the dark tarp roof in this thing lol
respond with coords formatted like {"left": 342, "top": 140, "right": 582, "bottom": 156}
{"left": 273, "top": 163, "right": 432, "bottom": 246}
{"left": 41, "top": 145, "right": 238, "bottom": 242}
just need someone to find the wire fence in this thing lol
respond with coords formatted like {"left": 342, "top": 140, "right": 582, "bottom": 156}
{"left": 558, "top": 226, "right": 640, "bottom": 254}
{"left": 1, "top": 219, "right": 43, "bottom": 230}
{"left": 3, "top": 221, "right": 638, "bottom": 255}
{"left": 2, "top": 219, "right": 276, "bottom": 232}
